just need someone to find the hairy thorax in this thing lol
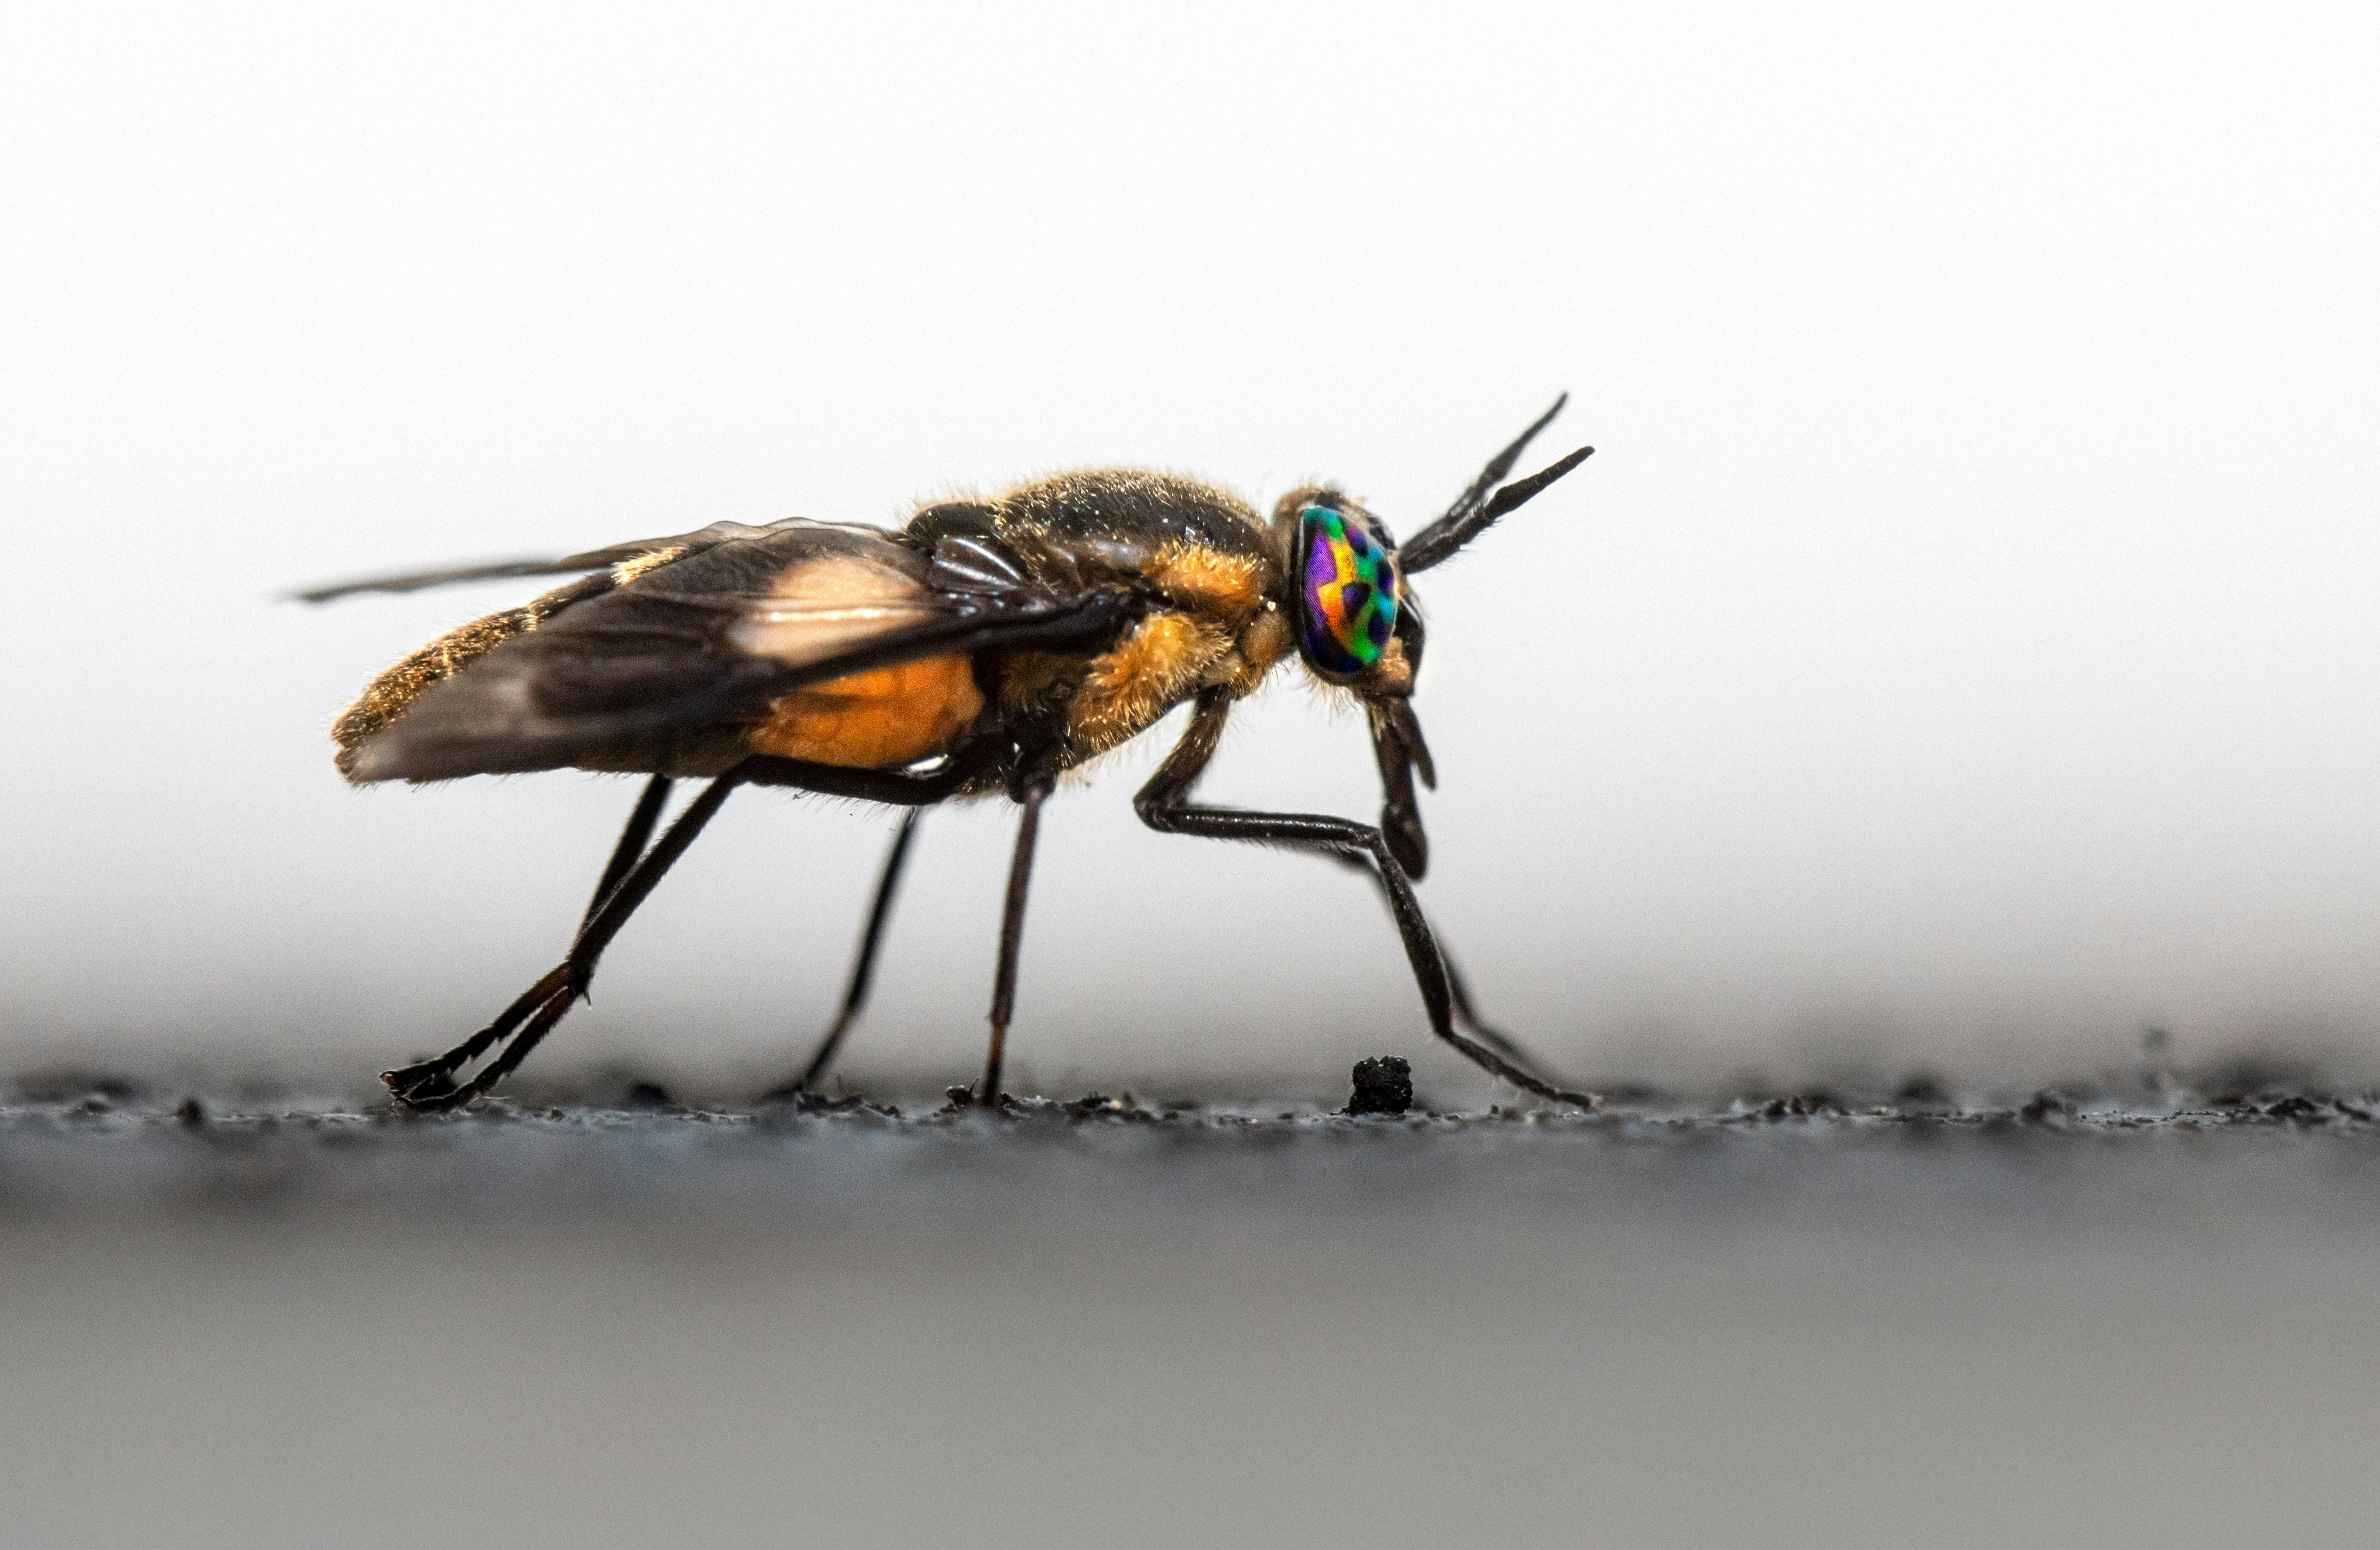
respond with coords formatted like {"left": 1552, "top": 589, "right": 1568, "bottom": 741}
{"left": 954, "top": 469, "right": 1295, "bottom": 766}
{"left": 1002, "top": 603, "right": 1293, "bottom": 765}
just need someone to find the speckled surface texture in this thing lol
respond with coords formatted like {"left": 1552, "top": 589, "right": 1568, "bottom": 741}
{"left": 6, "top": 1068, "right": 2378, "bottom": 1547}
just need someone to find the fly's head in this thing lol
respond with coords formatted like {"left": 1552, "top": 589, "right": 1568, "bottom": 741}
{"left": 1272, "top": 486, "right": 1424, "bottom": 701}
{"left": 1271, "top": 485, "right": 1436, "bottom": 877}
{"left": 1264, "top": 397, "right": 1592, "bottom": 881}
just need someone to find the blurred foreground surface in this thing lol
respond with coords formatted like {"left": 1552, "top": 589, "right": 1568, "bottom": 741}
{"left": 4, "top": 1070, "right": 2378, "bottom": 1548}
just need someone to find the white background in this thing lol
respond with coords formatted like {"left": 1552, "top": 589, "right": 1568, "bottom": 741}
{"left": 3, "top": 0, "right": 2376, "bottom": 1091}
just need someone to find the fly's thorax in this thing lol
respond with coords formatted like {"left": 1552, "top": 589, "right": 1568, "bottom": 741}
{"left": 898, "top": 472, "right": 1292, "bottom": 773}
{"left": 984, "top": 469, "right": 1272, "bottom": 592}
{"left": 1270, "top": 485, "right": 1417, "bottom": 699}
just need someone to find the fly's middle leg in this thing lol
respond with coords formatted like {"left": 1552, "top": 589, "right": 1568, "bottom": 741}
{"left": 757, "top": 807, "right": 925, "bottom": 1103}
{"left": 975, "top": 769, "right": 1054, "bottom": 1106}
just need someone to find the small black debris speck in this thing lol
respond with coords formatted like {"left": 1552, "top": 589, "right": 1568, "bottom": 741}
{"left": 1346, "top": 1057, "right": 1413, "bottom": 1116}
{"left": 2019, "top": 1089, "right": 2077, "bottom": 1122}
{"left": 621, "top": 1082, "right": 674, "bottom": 1110}
{"left": 174, "top": 1097, "right": 207, "bottom": 1127}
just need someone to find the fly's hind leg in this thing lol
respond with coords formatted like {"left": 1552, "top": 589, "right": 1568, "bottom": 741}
{"left": 383, "top": 774, "right": 677, "bottom": 1107}
{"left": 581, "top": 774, "right": 677, "bottom": 928}
{"left": 386, "top": 747, "right": 991, "bottom": 1113}
{"left": 1136, "top": 689, "right": 1598, "bottom": 1111}
{"left": 757, "top": 808, "right": 925, "bottom": 1102}
{"left": 384, "top": 774, "right": 735, "bottom": 1112}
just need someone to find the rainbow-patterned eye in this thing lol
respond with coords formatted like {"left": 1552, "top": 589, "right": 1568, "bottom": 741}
{"left": 1294, "top": 502, "right": 1399, "bottom": 679}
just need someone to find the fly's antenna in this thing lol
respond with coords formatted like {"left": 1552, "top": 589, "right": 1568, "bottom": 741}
{"left": 1400, "top": 395, "right": 1594, "bottom": 574}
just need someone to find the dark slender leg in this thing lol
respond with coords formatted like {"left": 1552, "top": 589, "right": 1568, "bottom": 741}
{"left": 740, "top": 749, "right": 995, "bottom": 1098}
{"left": 385, "top": 774, "right": 742, "bottom": 1111}
{"left": 384, "top": 747, "right": 992, "bottom": 1111}
{"left": 1324, "top": 849, "right": 1567, "bottom": 1082}
{"left": 1367, "top": 700, "right": 1432, "bottom": 880}
{"left": 737, "top": 748, "right": 991, "bottom": 803}
{"left": 382, "top": 774, "right": 678, "bottom": 1105}
{"left": 587, "top": 774, "right": 675, "bottom": 927}
{"left": 1350, "top": 704, "right": 1567, "bottom": 1070}
{"left": 758, "top": 808, "right": 925, "bottom": 1102}
{"left": 977, "top": 774, "right": 1053, "bottom": 1103}
{"left": 753, "top": 745, "right": 1026, "bottom": 1103}
{"left": 1136, "top": 689, "right": 1598, "bottom": 1110}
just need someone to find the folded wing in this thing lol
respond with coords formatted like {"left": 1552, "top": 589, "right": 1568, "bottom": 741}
{"left": 340, "top": 521, "right": 1124, "bottom": 783}
{"left": 292, "top": 519, "right": 786, "bottom": 603}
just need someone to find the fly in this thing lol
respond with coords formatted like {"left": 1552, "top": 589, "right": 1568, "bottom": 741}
{"left": 305, "top": 399, "right": 1597, "bottom": 1111}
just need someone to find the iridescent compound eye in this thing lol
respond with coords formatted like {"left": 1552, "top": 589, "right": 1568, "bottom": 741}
{"left": 1295, "top": 503, "right": 1399, "bottom": 679}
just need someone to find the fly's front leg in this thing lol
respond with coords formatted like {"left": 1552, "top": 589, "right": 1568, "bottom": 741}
{"left": 1136, "top": 690, "right": 1598, "bottom": 1111}
{"left": 384, "top": 774, "right": 741, "bottom": 1111}
{"left": 757, "top": 808, "right": 925, "bottom": 1102}
{"left": 1322, "top": 849, "right": 1572, "bottom": 1089}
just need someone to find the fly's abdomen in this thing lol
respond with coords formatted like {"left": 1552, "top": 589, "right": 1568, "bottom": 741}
{"left": 748, "top": 655, "right": 984, "bottom": 767}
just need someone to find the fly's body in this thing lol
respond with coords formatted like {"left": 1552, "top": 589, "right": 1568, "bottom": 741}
{"left": 338, "top": 470, "right": 1298, "bottom": 787}
{"left": 311, "top": 401, "right": 1596, "bottom": 1111}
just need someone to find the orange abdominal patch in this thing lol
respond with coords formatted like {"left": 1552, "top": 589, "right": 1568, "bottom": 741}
{"left": 748, "top": 655, "right": 983, "bottom": 768}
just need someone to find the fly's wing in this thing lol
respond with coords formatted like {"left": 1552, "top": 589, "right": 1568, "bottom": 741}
{"left": 292, "top": 519, "right": 786, "bottom": 603}
{"left": 341, "top": 522, "right": 1123, "bottom": 782}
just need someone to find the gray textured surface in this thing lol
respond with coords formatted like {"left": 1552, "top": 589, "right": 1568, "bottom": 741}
{"left": 5, "top": 1075, "right": 2379, "bottom": 1547}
